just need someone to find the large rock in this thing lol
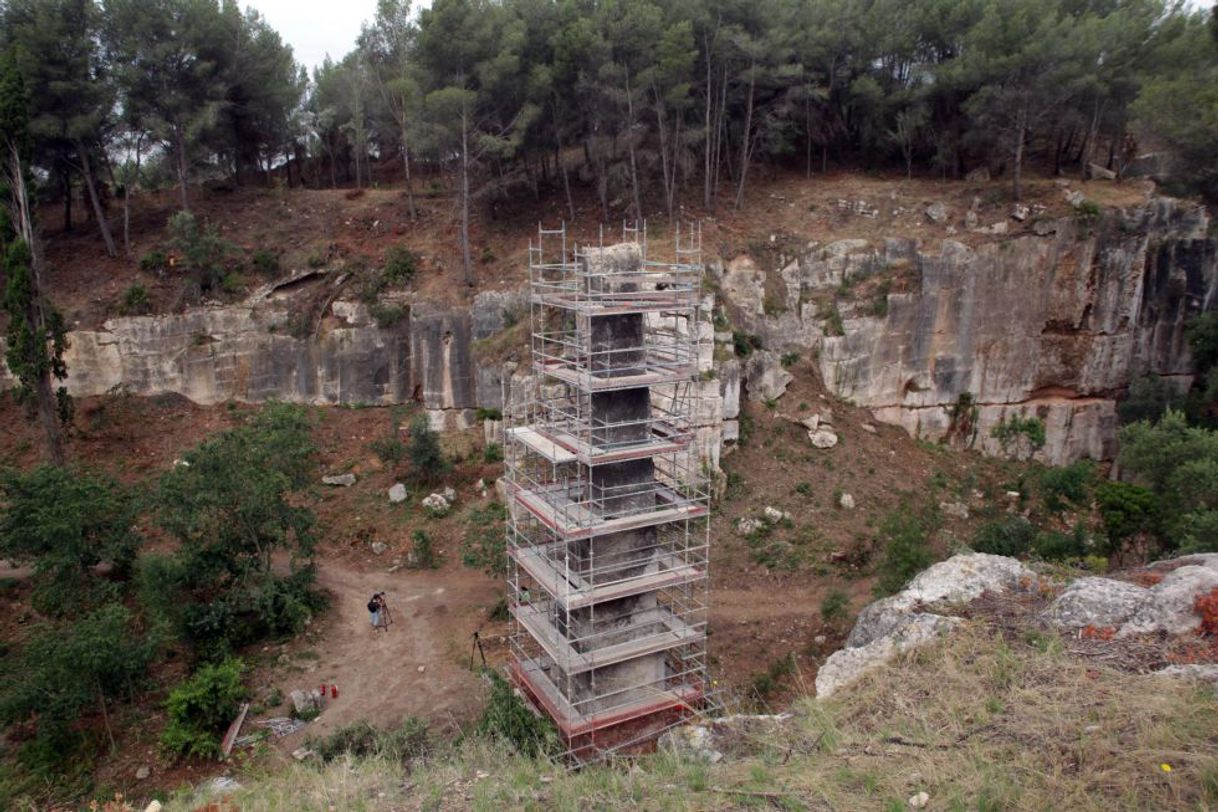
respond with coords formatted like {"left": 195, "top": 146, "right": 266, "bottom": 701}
{"left": 1042, "top": 577, "right": 1149, "bottom": 630}
{"left": 823, "top": 553, "right": 1034, "bottom": 696}
{"left": 816, "top": 613, "right": 962, "bottom": 698}
{"left": 1155, "top": 664, "right": 1218, "bottom": 693}
{"left": 322, "top": 473, "right": 356, "bottom": 487}
{"left": 744, "top": 350, "right": 794, "bottom": 402}
{"left": 1119, "top": 565, "right": 1218, "bottom": 637}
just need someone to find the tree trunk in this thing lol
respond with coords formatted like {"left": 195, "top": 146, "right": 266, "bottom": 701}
{"left": 554, "top": 103, "right": 575, "bottom": 222}
{"left": 401, "top": 119, "right": 417, "bottom": 221}
{"left": 97, "top": 681, "right": 116, "bottom": 753}
{"left": 460, "top": 102, "right": 473, "bottom": 287}
{"left": 61, "top": 166, "right": 72, "bottom": 232}
{"left": 77, "top": 142, "right": 116, "bottom": 258}
{"left": 703, "top": 33, "right": 714, "bottom": 211}
{"left": 624, "top": 70, "right": 643, "bottom": 221}
{"left": 733, "top": 59, "right": 756, "bottom": 210}
{"left": 176, "top": 130, "right": 190, "bottom": 211}
{"left": 9, "top": 145, "right": 66, "bottom": 465}
{"left": 1012, "top": 109, "right": 1027, "bottom": 203}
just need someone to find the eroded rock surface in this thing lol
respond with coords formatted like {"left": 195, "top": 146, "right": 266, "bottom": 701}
{"left": 1042, "top": 577, "right": 1149, "bottom": 630}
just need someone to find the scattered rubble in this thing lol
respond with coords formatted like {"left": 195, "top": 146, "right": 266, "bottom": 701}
{"left": 322, "top": 473, "right": 356, "bottom": 487}
{"left": 388, "top": 483, "right": 408, "bottom": 503}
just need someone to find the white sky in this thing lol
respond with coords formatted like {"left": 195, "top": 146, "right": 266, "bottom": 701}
{"left": 245, "top": 0, "right": 382, "bottom": 73}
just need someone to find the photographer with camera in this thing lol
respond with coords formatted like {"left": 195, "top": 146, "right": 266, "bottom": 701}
{"left": 367, "top": 591, "right": 391, "bottom": 632}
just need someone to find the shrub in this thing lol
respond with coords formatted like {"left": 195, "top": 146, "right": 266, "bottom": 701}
{"left": 118, "top": 283, "right": 152, "bottom": 315}
{"left": 310, "top": 717, "right": 429, "bottom": 763}
{"left": 817, "top": 300, "right": 845, "bottom": 337}
{"left": 873, "top": 504, "right": 939, "bottom": 597}
{"left": 407, "top": 414, "right": 449, "bottom": 483}
{"left": 139, "top": 249, "right": 168, "bottom": 273}
{"left": 167, "top": 210, "right": 236, "bottom": 293}
{"left": 820, "top": 588, "right": 850, "bottom": 624}
{"left": 251, "top": 249, "right": 279, "bottom": 275}
{"left": 475, "top": 407, "right": 503, "bottom": 421}
{"left": 369, "top": 435, "right": 407, "bottom": 466}
{"left": 482, "top": 442, "right": 504, "bottom": 463}
{"left": 474, "top": 671, "right": 558, "bottom": 757}
{"left": 409, "top": 529, "right": 440, "bottom": 569}
{"left": 991, "top": 414, "right": 1046, "bottom": 460}
{"left": 382, "top": 246, "right": 418, "bottom": 286}
{"left": 161, "top": 659, "right": 246, "bottom": 758}
{"left": 461, "top": 502, "right": 507, "bottom": 575}
{"left": 972, "top": 516, "right": 1036, "bottom": 557}
{"left": 0, "top": 466, "right": 140, "bottom": 617}
{"left": 1031, "top": 526, "right": 1088, "bottom": 561}
{"left": 780, "top": 351, "right": 800, "bottom": 368}
{"left": 1038, "top": 461, "right": 1094, "bottom": 513}
{"left": 732, "top": 330, "right": 762, "bottom": 357}
{"left": 370, "top": 303, "right": 407, "bottom": 328}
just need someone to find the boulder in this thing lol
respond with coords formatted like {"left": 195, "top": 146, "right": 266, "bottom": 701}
{"left": 1119, "top": 565, "right": 1218, "bottom": 637}
{"left": 658, "top": 724, "right": 723, "bottom": 763}
{"left": 422, "top": 493, "right": 451, "bottom": 516}
{"left": 736, "top": 517, "right": 765, "bottom": 537}
{"left": 839, "top": 492, "right": 855, "bottom": 510}
{"left": 441, "top": 486, "right": 457, "bottom": 503}
{"left": 135, "top": 765, "right": 151, "bottom": 780}
{"left": 815, "top": 613, "right": 962, "bottom": 697}
{"left": 1011, "top": 204, "right": 1030, "bottom": 222}
{"left": 763, "top": 506, "right": 790, "bottom": 524}
{"left": 370, "top": 541, "right": 387, "bottom": 555}
{"left": 322, "top": 473, "right": 356, "bottom": 487}
{"left": 143, "top": 802, "right": 162, "bottom": 812}
{"left": 809, "top": 427, "right": 839, "bottom": 448}
{"left": 1065, "top": 189, "right": 1086, "bottom": 206}
{"left": 1032, "top": 219, "right": 1058, "bottom": 236}
{"left": 965, "top": 166, "right": 991, "bottom": 182}
{"left": 744, "top": 350, "right": 794, "bottom": 402}
{"left": 1088, "top": 162, "right": 1117, "bottom": 181}
{"left": 974, "top": 221, "right": 1008, "bottom": 236}
{"left": 925, "top": 202, "right": 949, "bottom": 224}
{"left": 1042, "top": 577, "right": 1149, "bottom": 630}
{"left": 388, "top": 483, "right": 408, "bottom": 503}
{"left": 895, "top": 553, "right": 1037, "bottom": 612}
{"left": 290, "top": 689, "right": 321, "bottom": 716}
{"left": 861, "top": 422, "right": 877, "bottom": 434}
{"left": 964, "top": 210, "right": 979, "bottom": 229}
{"left": 939, "top": 501, "right": 969, "bottom": 520}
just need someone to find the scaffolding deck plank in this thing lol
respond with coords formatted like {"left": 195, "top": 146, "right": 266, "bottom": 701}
{"left": 512, "top": 604, "right": 704, "bottom": 675}
{"left": 511, "top": 657, "right": 702, "bottom": 738}
{"left": 510, "top": 484, "right": 708, "bottom": 540}
{"left": 508, "top": 427, "right": 578, "bottom": 464}
{"left": 538, "top": 362, "right": 695, "bottom": 391}
{"left": 548, "top": 429, "right": 687, "bottom": 465}
{"left": 510, "top": 546, "right": 703, "bottom": 610}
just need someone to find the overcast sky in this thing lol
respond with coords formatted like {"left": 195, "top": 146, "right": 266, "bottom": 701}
{"left": 245, "top": 0, "right": 383, "bottom": 73}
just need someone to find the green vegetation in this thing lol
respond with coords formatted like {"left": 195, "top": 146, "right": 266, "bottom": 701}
{"left": 118, "top": 282, "right": 152, "bottom": 315}
{"left": 251, "top": 249, "right": 280, "bottom": 276}
{"left": 407, "top": 414, "right": 449, "bottom": 484}
{"left": 308, "top": 717, "right": 429, "bottom": 763}
{"left": 161, "top": 658, "right": 247, "bottom": 758}
{"left": 472, "top": 671, "right": 558, "bottom": 758}
{"left": 166, "top": 210, "right": 238, "bottom": 295}
{"left": 972, "top": 516, "right": 1036, "bottom": 558}
{"left": 382, "top": 246, "right": 418, "bottom": 286}
{"left": 990, "top": 414, "right": 1046, "bottom": 461}
{"left": 409, "top": 529, "right": 440, "bottom": 570}
{"left": 873, "top": 503, "right": 940, "bottom": 597}
{"left": 820, "top": 588, "right": 851, "bottom": 624}
{"left": 461, "top": 501, "right": 508, "bottom": 576}
{"left": 731, "top": 330, "right": 762, "bottom": 358}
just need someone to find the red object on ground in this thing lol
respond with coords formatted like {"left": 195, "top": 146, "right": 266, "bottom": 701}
{"left": 331, "top": 684, "right": 338, "bottom": 698}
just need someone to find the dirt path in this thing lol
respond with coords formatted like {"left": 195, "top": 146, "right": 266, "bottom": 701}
{"left": 275, "top": 559, "right": 501, "bottom": 749}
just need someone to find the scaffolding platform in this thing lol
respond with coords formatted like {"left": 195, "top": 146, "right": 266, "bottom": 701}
{"left": 507, "top": 424, "right": 687, "bottom": 467}
{"left": 510, "top": 545, "right": 703, "bottom": 610}
{"left": 510, "top": 656, "right": 703, "bottom": 740}
{"left": 509, "top": 481, "right": 709, "bottom": 541}
{"left": 536, "top": 359, "right": 697, "bottom": 392}
{"left": 511, "top": 603, "right": 704, "bottom": 676}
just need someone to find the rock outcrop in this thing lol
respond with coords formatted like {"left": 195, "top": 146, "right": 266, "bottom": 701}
{"left": 716, "top": 198, "right": 1218, "bottom": 464}
{"left": 817, "top": 553, "right": 1037, "bottom": 697}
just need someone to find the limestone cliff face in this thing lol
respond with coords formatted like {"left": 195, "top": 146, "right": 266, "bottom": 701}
{"left": 716, "top": 197, "right": 1217, "bottom": 464}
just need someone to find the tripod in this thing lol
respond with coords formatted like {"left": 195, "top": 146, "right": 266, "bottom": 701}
{"left": 376, "top": 597, "right": 394, "bottom": 631}
{"left": 469, "top": 629, "right": 487, "bottom": 670}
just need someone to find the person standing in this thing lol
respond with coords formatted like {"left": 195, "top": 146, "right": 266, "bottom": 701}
{"left": 367, "top": 593, "right": 382, "bottom": 631}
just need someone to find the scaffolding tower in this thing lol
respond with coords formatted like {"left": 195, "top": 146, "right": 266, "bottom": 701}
{"left": 506, "top": 222, "right": 712, "bottom": 763}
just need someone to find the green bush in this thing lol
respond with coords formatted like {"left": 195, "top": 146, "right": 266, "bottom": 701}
{"left": 167, "top": 210, "right": 236, "bottom": 293}
{"left": 370, "top": 303, "right": 407, "bottom": 328}
{"left": 780, "top": 351, "right": 800, "bottom": 368}
{"left": 369, "top": 435, "right": 407, "bottom": 466}
{"left": 1031, "top": 526, "right": 1088, "bottom": 561}
{"left": 0, "top": 466, "right": 140, "bottom": 617}
{"left": 410, "top": 529, "right": 440, "bottom": 569}
{"left": 820, "top": 588, "right": 850, "bottom": 623}
{"left": 483, "top": 442, "right": 504, "bottom": 463}
{"left": 118, "top": 283, "right": 152, "bottom": 315}
{"left": 873, "top": 504, "right": 940, "bottom": 597}
{"left": 1095, "top": 480, "right": 1158, "bottom": 555}
{"left": 407, "top": 414, "right": 449, "bottom": 483}
{"left": 474, "top": 671, "right": 558, "bottom": 757}
{"left": 251, "top": 249, "right": 279, "bottom": 275}
{"left": 382, "top": 246, "right": 418, "bottom": 286}
{"left": 1038, "top": 461, "right": 1094, "bottom": 513}
{"left": 461, "top": 502, "right": 508, "bottom": 575}
{"left": 139, "top": 249, "right": 168, "bottom": 273}
{"left": 972, "top": 516, "right": 1036, "bottom": 557}
{"left": 732, "top": 331, "right": 762, "bottom": 357}
{"left": 161, "top": 658, "right": 246, "bottom": 758}
{"left": 991, "top": 414, "right": 1046, "bottom": 460}
{"left": 310, "top": 717, "right": 429, "bottom": 763}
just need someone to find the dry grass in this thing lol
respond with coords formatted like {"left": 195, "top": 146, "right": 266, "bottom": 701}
{"left": 162, "top": 626, "right": 1218, "bottom": 811}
